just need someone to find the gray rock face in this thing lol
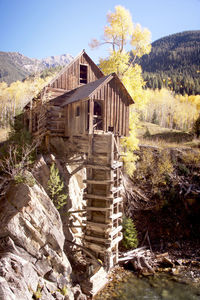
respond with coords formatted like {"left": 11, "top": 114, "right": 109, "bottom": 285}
{"left": 0, "top": 181, "right": 74, "bottom": 300}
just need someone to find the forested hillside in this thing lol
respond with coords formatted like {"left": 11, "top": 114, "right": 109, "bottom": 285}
{"left": 138, "top": 31, "right": 200, "bottom": 95}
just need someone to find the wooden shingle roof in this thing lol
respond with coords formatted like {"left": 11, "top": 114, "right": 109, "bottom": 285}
{"left": 61, "top": 74, "right": 111, "bottom": 106}
{"left": 61, "top": 73, "right": 134, "bottom": 106}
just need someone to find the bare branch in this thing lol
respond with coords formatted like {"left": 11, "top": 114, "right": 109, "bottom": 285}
{"left": 0, "top": 139, "right": 40, "bottom": 180}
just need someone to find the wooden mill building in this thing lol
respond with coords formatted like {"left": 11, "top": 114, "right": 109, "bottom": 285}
{"left": 23, "top": 50, "right": 134, "bottom": 269}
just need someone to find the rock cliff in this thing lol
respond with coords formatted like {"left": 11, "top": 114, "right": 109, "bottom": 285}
{"left": 0, "top": 179, "right": 74, "bottom": 300}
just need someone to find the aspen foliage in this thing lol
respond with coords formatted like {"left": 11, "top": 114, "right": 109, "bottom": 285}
{"left": 0, "top": 76, "right": 53, "bottom": 128}
{"left": 131, "top": 24, "right": 152, "bottom": 58}
{"left": 140, "top": 88, "right": 200, "bottom": 131}
{"left": 134, "top": 149, "right": 174, "bottom": 194}
{"left": 90, "top": 5, "right": 152, "bottom": 176}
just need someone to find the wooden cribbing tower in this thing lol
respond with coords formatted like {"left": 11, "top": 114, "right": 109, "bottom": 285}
{"left": 84, "top": 133, "right": 123, "bottom": 269}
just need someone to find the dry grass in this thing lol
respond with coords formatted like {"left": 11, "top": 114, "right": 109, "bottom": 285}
{"left": 184, "top": 139, "right": 200, "bottom": 149}
{"left": 137, "top": 121, "right": 198, "bottom": 149}
{"left": 138, "top": 137, "right": 187, "bottom": 149}
{"left": 139, "top": 136, "right": 200, "bottom": 150}
{"left": 137, "top": 122, "right": 182, "bottom": 137}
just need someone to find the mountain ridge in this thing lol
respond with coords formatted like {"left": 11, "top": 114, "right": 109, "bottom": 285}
{"left": 1, "top": 30, "right": 200, "bottom": 93}
{"left": 0, "top": 51, "right": 73, "bottom": 84}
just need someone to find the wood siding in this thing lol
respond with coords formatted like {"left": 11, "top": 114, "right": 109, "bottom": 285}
{"left": 63, "top": 77, "right": 130, "bottom": 138}
{"left": 65, "top": 100, "right": 88, "bottom": 137}
{"left": 24, "top": 77, "right": 130, "bottom": 139}
{"left": 49, "top": 53, "right": 103, "bottom": 91}
{"left": 23, "top": 98, "right": 65, "bottom": 139}
{"left": 91, "top": 78, "right": 130, "bottom": 137}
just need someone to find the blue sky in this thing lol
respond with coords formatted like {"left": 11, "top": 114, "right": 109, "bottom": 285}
{"left": 0, "top": 0, "right": 200, "bottom": 63}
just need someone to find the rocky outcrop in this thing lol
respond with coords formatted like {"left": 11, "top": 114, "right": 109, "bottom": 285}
{"left": 0, "top": 179, "right": 74, "bottom": 300}
{"left": 33, "top": 154, "right": 86, "bottom": 246}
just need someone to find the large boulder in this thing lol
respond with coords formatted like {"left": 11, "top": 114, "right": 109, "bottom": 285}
{"left": 0, "top": 179, "right": 74, "bottom": 300}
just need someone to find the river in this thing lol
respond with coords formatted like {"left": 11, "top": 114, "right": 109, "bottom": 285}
{"left": 94, "top": 269, "right": 200, "bottom": 300}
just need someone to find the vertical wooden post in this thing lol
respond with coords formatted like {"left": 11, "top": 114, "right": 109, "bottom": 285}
{"left": 89, "top": 100, "right": 94, "bottom": 135}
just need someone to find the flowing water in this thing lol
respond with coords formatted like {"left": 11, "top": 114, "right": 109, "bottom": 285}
{"left": 95, "top": 271, "right": 200, "bottom": 300}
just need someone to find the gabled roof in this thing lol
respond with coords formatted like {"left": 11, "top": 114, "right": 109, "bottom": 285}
{"left": 61, "top": 75, "right": 111, "bottom": 106}
{"left": 23, "top": 49, "right": 104, "bottom": 109}
{"left": 48, "top": 49, "right": 104, "bottom": 87}
{"left": 61, "top": 73, "right": 134, "bottom": 107}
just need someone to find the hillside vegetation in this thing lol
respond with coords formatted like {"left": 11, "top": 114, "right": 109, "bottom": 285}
{"left": 0, "top": 75, "right": 55, "bottom": 129}
{"left": 138, "top": 31, "right": 200, "bottom": 95}
{"left": 139, "top": 88, "right": 200, "bottom": 132}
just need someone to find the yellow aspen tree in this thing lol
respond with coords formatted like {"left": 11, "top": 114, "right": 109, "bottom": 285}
{"left": 139, "top": 88, "right": 199, "bottom": 131}
{"left": 0, "top": 75, "right": 53, "bottom": 128}
{"left": 90, "top": 5, "right": 152, "bottom": 175}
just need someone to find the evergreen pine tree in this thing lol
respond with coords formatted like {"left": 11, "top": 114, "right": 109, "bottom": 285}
{"left": 48, "top": 163, "right": 67, "bottom": 210}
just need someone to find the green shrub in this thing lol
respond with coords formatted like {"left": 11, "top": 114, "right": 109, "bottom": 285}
{"left": 8, "top": 115, "right": 32, "bottom": 147}
{"left": 177, "top": 163, "right": 190, "bottom": 176}
{"left": 14, "top": 172, "right": 36, "bottom": 187}
{"left": 134, "top": 149, "right": 174, "bottom": 193}
{"left": 0, "top": 116, "right": 38, "bottom": 184}
{"left": 122, "top": 217, "right": 138, "bottom": 249}
{"left": 48, "top": 163, "right": 67, "bottom": 210}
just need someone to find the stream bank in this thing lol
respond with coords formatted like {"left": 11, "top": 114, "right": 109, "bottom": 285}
{"left": 94, "top": 252, "right": 200, "bottom": 300}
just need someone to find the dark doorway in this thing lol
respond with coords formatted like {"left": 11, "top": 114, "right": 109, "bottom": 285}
{"left": 93, "top": 101, "right": 103, "bottom": 130}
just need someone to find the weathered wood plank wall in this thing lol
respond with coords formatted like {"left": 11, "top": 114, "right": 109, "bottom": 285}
{"left": 91, "top": 78, "right": 130, "bottom": 136}
{"left": 49, "top": 53, "right": 103, "bottom": 91}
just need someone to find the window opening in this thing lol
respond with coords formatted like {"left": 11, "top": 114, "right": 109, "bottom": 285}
{"left": 76, "top": 106, "right": 80, "bottom": 117}
{"left": 108, "top": 126, "right": 114, "bottom": 132}
{"left": 93, "top": 101, "right": 103, "bottom": 130}
{"left": 80, "top": 64, "right": 88, "bottom": 84}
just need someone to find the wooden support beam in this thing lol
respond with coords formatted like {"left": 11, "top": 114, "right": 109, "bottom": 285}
{"left": 84, "top": 235, "right": 112, "bottom": 243}
{"left": 84, "top": 194, "right": 113, "bottom": 200}
{"left": 85, "top": 234, "right": 123, "bottom": 254}
{"left": 112, "top": 161, "right": 123, "bottom": 169}
{"left": 84, "top": 221, "right": 112, "bottom": 229}
{"left": 84, "top": 242, "right": 108, "bottom": 253}
{"left": 109, "top": 225, "right": 123, "bottom": 238}
{"left": 109, "top": 212, "right": 122, "bottom": 220}
{"left": 113, "top": 197, "right": 123, "bottom": 204}
{"left": 86, "top": 207, "right": 112, "bottom": 212}
{"left": 111, "top": 185, "right": 123, "bottom": 194}
{"left": 83, "top": 179, "right": 114, "bottom": 185}
{"left": 84, "top": 163, "right": 111, "bottom": 170}
{"left": 107, "top": 234, "right": 123, "bottom": 251}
